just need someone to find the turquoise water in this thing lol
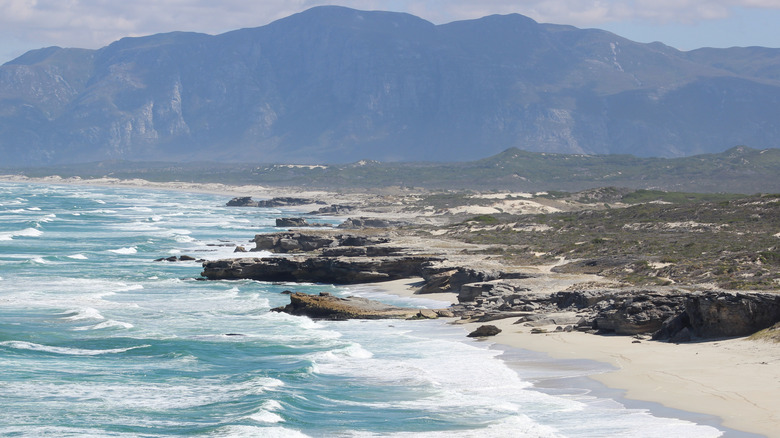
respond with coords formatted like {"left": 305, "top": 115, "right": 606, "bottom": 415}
{"left": 0, "top": 183, "right": 724, "bottom": 437}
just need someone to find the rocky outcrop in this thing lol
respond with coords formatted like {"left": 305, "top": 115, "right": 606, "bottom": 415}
{"left": 226, "top": 197, "right": 326, "bottom": 208}
{"left": 419, "top": 264, "right": 532, "bottom": 295}
{"left": 310, "top": 204, "right": 355, "bottom": 215}
{"left": 252, "top": 232, "right": 391, "bottom": 253}
{"left": 226, "top": 196, "right": 259, "bottom": 207}
{"left": 455, "top": 282, "right": 780, "bottom": 340}
{"left": 154, "top": 255, "right": 202, "bottom": 262}
{"left": 276, "top": 217, "right": 309, "bottom": 227}
{"left": 591, "top": 291, "right": 687, "bottom": 335}
{"left": 654, "top": 291, "right": 780, "bottom": 340}
{"left": 686, "top": 292, "right": 780, "bottom": 337}
{"left": 271, "top": 292, "right": 445, "bottom": 320}
{"left": 201, "top": 255, "right": 438, "bottom": 284}
{"left": 199, "top": 230, "right": 780, "bottom": 340}
{"left": 338, "top": 217, "right": 409, "bottom": 229}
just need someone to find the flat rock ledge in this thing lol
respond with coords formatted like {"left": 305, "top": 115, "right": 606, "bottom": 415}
{"left": 271, "top": 292, "right": 449, "bottom": 320}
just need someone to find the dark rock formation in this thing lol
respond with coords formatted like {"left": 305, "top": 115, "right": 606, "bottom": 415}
{"left": 654, "top": 292, "right": 780, "bottom": 340}
{"left": 251, "top": 232, "right": 391, "bottom": 253}
{"left": 310, "top": 205, "right": 355, "bottom": 215}
{"left": 592, "top": 292, "right": 687, "bottom": 335}
{"left": 155, "top": 255, "right": 202, "bottom": 262}
{"left": 227, "top": 197, "right": 259, "bottom": 207}
{"left": 201, "top": 255, "right": 438, "bottom": 284}
{"left": 271, "top": 292, "right": 427, "bottom": 320}
{"left": 199, "top": 231, "right": 780, "bottom": 341}
{"left": 276, "top": 217, "right": 310, "bottom": 227}
{"left": 226, "top": 197, "right": 326, "bottom": 208}
{"left": 320, "top": 246, "right": 404, "bottom": 257}
{"left": 467, "top": 325, "right": 502, "bottom": 337}
{"left": 338, "top": 217, "right": 409, "bottom": 229}
{"left": 686, "top": 292, "right": 780, "bottom": 337}
{"left": 419, "top": 264, "right": 532, "bottom": 294}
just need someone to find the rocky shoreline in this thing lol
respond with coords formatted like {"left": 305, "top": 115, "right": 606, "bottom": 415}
{"left": 201, "top": 213, "right": 780, "bottom": 342}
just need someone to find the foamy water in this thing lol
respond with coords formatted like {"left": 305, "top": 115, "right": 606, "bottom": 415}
{"left": 0, "top": 182, "right": 725, "bottom": 437}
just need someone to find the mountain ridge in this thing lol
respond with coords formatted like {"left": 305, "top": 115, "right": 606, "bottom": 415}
{"left": 1, "top": 5, "right": 779, "bottom": 166}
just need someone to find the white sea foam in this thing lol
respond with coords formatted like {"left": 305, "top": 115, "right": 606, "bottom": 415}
{"left": 67, "top": 254, "right": 88, "bottom": 260}
{"left": 26, "top": 206, "right": 41, "bottom": 211}
{"left": 17, "top": 227, "right": 43, "bottom": 237}
{"left": 115, "top": 284, "right": 144, "bottom": 292}
{"left": 61, "top": 307, "right": 105, "bottom": 321}
{"left": 210, "top": 425, "right": 311, "bottom": 438}
{"left": 0, "top": 341, "right": 149, "bottom": 356}
{"left": 0, "top": 227, "right": 44, "bottom": 240}
{"left": 248, "top": 409, "right": 285, "bottom": 423}
{"left": 108, "top": 246, "right": 137, "bottom": 254}
{"left": 73, "top": 320, "right": 134, "bottom": 331}
{"left": 29, "top": 257, "right": 48, "bottom": 264}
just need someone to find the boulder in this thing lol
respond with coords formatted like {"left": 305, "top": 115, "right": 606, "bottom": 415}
{"left": 226, "top": 196, "right": 259, "bottom": 207}
{"left": 276, "top": 217, "right": 310, "bottom": 227}
{"left": 467, "top": 325, "right": 502, "bottom": 337}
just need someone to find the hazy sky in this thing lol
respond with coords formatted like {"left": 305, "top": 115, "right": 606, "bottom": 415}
{"left": 2, "top": 0, "right": 780, "bottom": 64}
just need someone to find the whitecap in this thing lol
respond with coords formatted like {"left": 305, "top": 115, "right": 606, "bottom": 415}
{"left": 26, "top": 206, "right": 41, "bottom": 211}
{"left": 114, "top": 284, "right": 143, "bottom": 292}
{"left": 73, "top": 320, "right": 134, "bottom": 331}
{"left": 67, "top": 254, "right": 88, "bottom": 260}
{"left": 61, "top": 307, "right": 105, "bottom": 321}
{"left": 95, "top": 199, "right": 106, "bottom": 204}
{"left": 30, "top": 257, "right": 48, "bottom": 264}
{"left": 248, "top": 409, "right": 285, "bottom": 423}
{"left": 108, "top": 246, "right": 137, "bottom": 255}
{"left": 0, "top": 341, "right": 149, "bottom": 356}
{"left": 15, "top": 227, "right": 43, "bottom": 237}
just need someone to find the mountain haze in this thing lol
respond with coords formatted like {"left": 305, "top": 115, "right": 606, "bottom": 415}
{"left": 1, "top": 6, "right": 779, "bottom": 166}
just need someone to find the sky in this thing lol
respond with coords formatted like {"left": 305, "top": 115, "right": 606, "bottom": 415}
{"left": 2, "top": 0, "right": 780, "bottom": 64}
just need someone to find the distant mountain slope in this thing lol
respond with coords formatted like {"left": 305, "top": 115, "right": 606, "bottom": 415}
{"left": 1, "top": 6, "right": 779, "bottom": 166}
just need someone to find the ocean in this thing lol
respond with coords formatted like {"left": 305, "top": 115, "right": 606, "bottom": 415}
{"left": 0, "top": 182, "right": 727, "bottom": 437}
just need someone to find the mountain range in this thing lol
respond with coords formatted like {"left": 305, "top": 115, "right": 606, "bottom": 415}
{"left": 1, "top": 6, "right": 779, "bottom": 166}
